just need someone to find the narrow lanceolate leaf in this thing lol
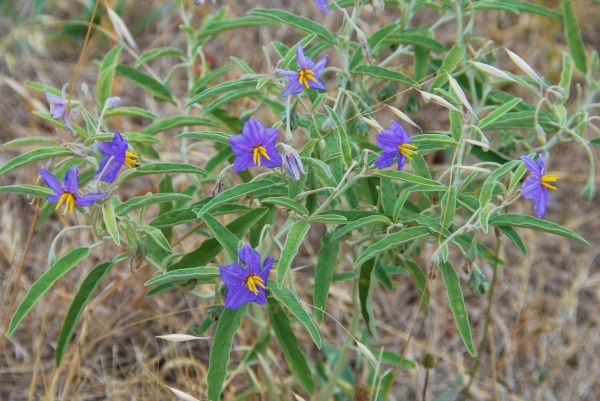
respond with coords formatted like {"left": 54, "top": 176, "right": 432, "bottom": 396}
{"left": 103, "top": 107, "right": 159, "bottom": 120}
{"left": 186, "top": 79, "right": 259, "bottom": 106}
{"left": 496, "top": 226, "right": 528, "bottom": 255}
{"left": 358, "top": 258, "right": 378, "bottom": 337}
{"left": 509, "top": 160, "right": 529, "bottom": 191}
{"left": 354, "top": 227, "right": 431, "bottom": 268}
{"left": 144, "top": 267, "right": 220, "bottom": 286}
{"left": 192, "top": 180, "right": 275, "bottom": 219}
{"left": 562, "top": 0, "right": 588, "bottom": 74}
{"left": 558, "top": 52, "right": 574, "bottom": 105}
{"left": 489, "top": 214, "right": 589, "bottom": 246}
{"left": 325, "top": 106, "right": 353, "bottom": 168}
{"left": 267, "top": 298, "right": 315, "bottom": 394}
{"left": 188, "top": 64, "right": 236, "bottom": 96}
{"left": 268, "top": 279, "right": 322, "bottom": 348}
{"left": 503, "top": 0, "right": 562, "bottom": 19}
{"left": 202, "top": 213, "right": 238, "bottom": 261}
{"left": 332, "top": 215, "right": 391, "bottom": 240}
{"left": 249, "top": 9, "right": 335, "bottom": 43}
{"left": 438, "top": 261, "right": 475, "bottom": 355}
{"left": 115, "top": 64, "right": 174, "bottom": 103}
{"left": 115, "top": 193, "right": 192, "bottom": 216}
{"left": 0, "top": 147, "right": 73, "bottom": 178}
{"left": 350, "top": 65, "right": 416, "bottom": 86}
{"left": 373, "top": 170, "right": 446, "bottom": 188}
{"left": 203, "top": 89, "right": 260, "bottom": 116}
{"left": 379, "top": 178, "right": 397, "bottom": 216}
{"left": 102, "top": 204, "right": 120, "bottom": 245}
{"left": 175, "top": 131, "right": 230, "bottom": 145}
{"left": 55, "top": 262, "right": 113, "bottom": 366}
{"left": 385, "top": 33, "right": 445, "bottom": 51}
{"left": 8, "top": 247, "right": 90, "bottom": 336}
{"left": 313, "top": 234, "right": 340, "bottom": 323}
{"left": 479, "top": 203, "right": 496, "bottom": 234}
{"left": 140, "top": 116, "right": 221, "bottom": 136}
{"left": 277, "top": 220, "right": 310, "bottom": 288}
{"left": 97, "top": 44, "right": 123, "bottom": 109}
{"left": 114, "top": 163, "right": 207, "bottom": 185}
{"left": 135, "top": 47, "right": 183, "bottom": 67}
{"left": 4, "top": 137, "right": 57, "bottom": 147}
{"left": 144, "top": 226, "right": 173, "bottom": 253}
{"left": 479, "top": 160, "right": 519, "bottom": 206}
{"left": 262, "top": 197, "right": 309, "bottom": 216}
{"left": 440, "top": 186, "right": 457, "bottom": 229}
{"left": 430, "top": 44, "right": 466, "bottom": 89}
{"left": 477, "top": 98, "right": 522, "bottom": 130}
{"left": 206, "top": 305, "right": 247, "bottom": 401}
{"left": 0, "top": 185, "right": 52, "bottom": 198}
{"left": 403, "top": 259, "right": 430, "bottom": 317}
{"left": 198, "top": 17, "right": 281, "bottom": 40}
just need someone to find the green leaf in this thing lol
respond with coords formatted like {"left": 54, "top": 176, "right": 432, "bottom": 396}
{"left": 206, "top": 305, "right": 247, "bottom": 400}
{"left": 313, "top": 234, "right": 340, "bottom": 323}
{"left": 145, "top": 282, "right": 175, "bottom": 298}
{"left": 403, "top": 259, "right": 430, "bottom": 317}
{"left": 168, "top": 208, "right": 268, "bottom": 271}
{"left": 380, "top": 177, "right": 397, "bottom": 216}
{"left": 562, "top": 0, "right": 588, "bottom": 74}
{"left": 368, "top": 23, "right": 401, "bottom": 53}
{"left": 114, "top": 194, "right": 190, "bottom": 216}
{"left": 97, "top": 44, "right": 123, "bottom": 109}
{"left": 438, "top": 261, "right": 475, "bottom": 355}
{"left": 140, "top": 116, "right": 221, "bottom": 136}
{"left": 84, "top": 132, "right": 163, "bottom": 147}
{"left": 145, "top": 267, "right": 220, "bottom": 286}
{"left": 497, "top": 225, "right": 528, "bottom": 255}
{"left": 332, "top": 215, "right": 391, "bottom": 240}
{"left": 385, "top": 33, "right": 445, "bottom": 51}
{"left": 351, "top": 65, "right": 416, "bottom": 86}
{"left": 373, "top": 170, "right": 445, "bottom": 188}
{"left": 412, "top": 133, "right": 459, "bottom": 147}
{"left": 477, "top": 98, "right": 522, "bottom": 130}
{"left": 310, "top": 215, "right": 348, "bottom": 224}
{"left": 102, "top": 204, "right": 120, "bottom": 245}
{"left": 262, "top": 197, "right": 309, "bottom": 216}
{"left": 189, "top": 64, "right": 236, "bottom": 97}
{"left": 354, "top": 227, "right": 431, "bottom": 268}
{"left": 103, "top": 107, "right": 159, "bottom": 120}
{"left": 358, "top": 258, "right": 377, "bottom": 337}
{"left": 503, "top": 0, "right": 562, "bottom": 19}
{"left": 55, "top": 262, "right": 113, "bottom": 366}
{"left": 8, "top": 247, "right": 90, "bottom": 336}
{"left": 440, "top": 186, "right": 457, "bottom": 229}
{"left": 199, "top": 17, "right": 280, "bottom": 39}
{"left": 430, "top": 44, "right": 466, "bottom": 89}
{"left": 4, "top": 137, "right": 57, "bottom": 147}
{"left": 0, "top": 185, "right": 52, "bottom": 198}
{"left": 192, "top": 180, "right": 276, "bottom": 219}
{"left": 113, "top": 163, "right": 207, "bottom": 185}
{"left": 472, "top": 1, "right": 521, "bottom": 14}
{"left": 144, "top": 226, "right": 173, "bottom": 253}
{"left": 489, "top": 214, "right": 589, "bottom": 245}
{"left": 479, "top": 203, "right": 496, "bottom": 234}
{"left": 301, "top": 157, "right": 336, "bottom": 187}
{"left": 175, "top": 131, "right": 230, "bottom": 145}
{"left": 249, "top": 9, "right": 335, "bottom": 44}
{"left": 0, "top": 147, "right": 73, "bottom": 178}
{"left": 277, "top": 220, "right": 310, "bottom": 288}
{"left": 135, "top": 47, "right": 183, "bottom": 68}
{"left": 558, "top": 52, "right": 574, "bottom": 104}
{"left": 479, "top": 160, "right": 519, "bottom": 206}
{"left": 115, "top": 64, "right": 174, "bottom": 103}
{"left": 268, "top": 280, "right": 322, "bottom": 348}
{"left": 267, "top": 298, "right": 315, "bottom": 394}
{"left": 324, "top": 106, "right": 353, "bottom": 168}
{"left": 203, "top": 89, "right": 260, "bottom": 116}
{"left": 202, "top": 213, "right": 238, "bottom": 261}
{"left": 186, "top": 78, "right": 259, "bottom": 106}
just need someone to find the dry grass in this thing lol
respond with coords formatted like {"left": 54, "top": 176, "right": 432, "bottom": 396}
{"left": 1, "top": 0, "right": 599, "bottom": 399}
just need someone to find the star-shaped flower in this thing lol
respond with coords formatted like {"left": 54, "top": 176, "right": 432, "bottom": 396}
{"left": 228, "top": 119, "right": 282, "bottom": 173}
{"left": 40, "top": 165, "right": 106, "bottom": 215}
{"left": 374, "top": 120, "right": 418, "bottom": 171}
{"left": 94, "top": 131, "right": 140, "bottom": 184}
{"left": 521, "top": 153, "right": 558, "bottom": 218}
{"left": 276, "top": 45, "right": 328, "bottom": 98}
{"left": 44, "top": 83, "right": 76, "bottom": 133}
{"left": 219, "top": 245, "right": 273, "bottom": 310}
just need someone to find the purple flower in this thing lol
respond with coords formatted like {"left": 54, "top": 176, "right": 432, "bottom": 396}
{"left": 219, "top": 245, "right": 273, "bottom": 310}
{"left": 276, "top": 45, "right": 328, "bottom": 98}
{"left": 314, "top": 0, "right": 330, "bottom": 13}
{"left": 44, "top": 83, "right": 76, "bottom": 133}
{"left": 40, "top": 165, "right": 106, "bottom": 215}
{"left": 228, "top": 119, "right": 283, "bottom": 173}
{"left": 374, "top": 120, "right": 418, "bottom": 171}
{"left": 94, "top": 131, "right": 140, "bottom": 184}
{"left": 520, "top": 154, "right": 558, "bottom": 218}
{"left": 280, "top": 143, "right": 306, "bottom": 180}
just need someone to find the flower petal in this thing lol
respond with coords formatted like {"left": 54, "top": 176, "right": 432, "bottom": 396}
{"left": 75, "top": 192, "right": 107, "bottom": 207}
{"left": 242, "top": 119, "right": 265, "bottom": 146}
{"left": 307, "top": 77, "right": 326, "bottom": 91}
{"left": 520, "top": 176, "right": 541, "bottom": 199}
{"left": 376, "top": 130, "right": 402, "bottom": 149}
{"left": 50, "top": 104, "right": 65, "bottom": 120}
{"left": 390, "top": 120, "right": 410, "bottom": 144}
{"left": 238, "top": 245, "right": 261, "bottom": 273}
{"left": 260, "top": 257, "right": 274, "bottom": 282}
{"left": 397, "top": 154, "right": 407, "bottom": 171}
{"left": 534, "top": 187, "right": 550, "bottom": 218}
{"left": 374, "top": 151, "right": 397, "bottom": 169}
{"left": 537, "top": 153, "right": 547, "bottom": 175}
{"left": 64, "top": 112, "right": 75, "bottom": 133}
{"left": 260, "top": 147, "right": 283, "bottom": 169}
{"left": 228, "top": 132, "right": 255, "bottom": 154}
{"left": 60, "top": 83, "right": 68, "bottom": 100}
{"left": 47, "top": 194, "right": 60, "bottom": 203}
{"left": 223, "top": 284, "right": 251, "bottom": 310}
{"left": 314, "top": 0, "right": 330, "bottom": 13}
{"left": 40, "top": 167, "right": 63, "bottom": 195}
{"left": 233, "top": 152, "right": 255, "bottom": 173}
{"left": 312, "top": 55, "right": 329, "bottom": 75}
{"left": 262, "top": 127, "right": 279, "bottom": 147}
{"left": 276, "top": 68, "right": 300, "bottom": 80}
{"left": 44, "top": 89, "right": 64, "bottom": 104}
{"left": 219, "top": 262, "right": 248, "bottom": 287}
{"left": 281, "top": 79, "right": 304, "bottom": 98}
{"left": 64, "top": 165, "right": 79, "bottom": 194}
{"left": 296, "top": 45, "right": 308, "bottom": 70}
{"left": 521, "top": 156, "right": 541, "bottom": 176}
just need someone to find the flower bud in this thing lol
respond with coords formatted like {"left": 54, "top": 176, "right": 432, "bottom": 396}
{"left": 279, "top": 143, "right": 306, "bottom": 181}
{"left": 213, "top": 173, "right": 226, "bottom": 197}
{"left": 321, "top": 116, "right": 336, "bottom": 133}
{"left": 468, "top": 265, "right": 489, "bottom": 295}
{"left": 421, "top": 353, "right": 437, "bottom": 370}
{"left": 105, "top": 96, "right": 121, "bottom": 109}
{"left": 357, "top": 31, "right": 372, "bottom": 62}
{"left": 208, "top": 305, "right": 224, "bottom": 321}
{"left": 371, "top": 0, "right": 384, "bottom": 16}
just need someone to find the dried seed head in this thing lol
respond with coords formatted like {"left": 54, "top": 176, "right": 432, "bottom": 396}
{"left": 421, "top": 353, "right": 437, "bottom": 370}
{"left": 354, "top": 384, "right": 370, "bottom": 401}
{"left": 428, "top": 257, "right": 439, "bottom": 280}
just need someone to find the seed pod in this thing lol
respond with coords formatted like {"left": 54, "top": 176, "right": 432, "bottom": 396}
{"left": 468, "top": 265, "right": 489, "bottom": 295}
{"left": 421, "top": 353, "right": 437, "bottom": 370}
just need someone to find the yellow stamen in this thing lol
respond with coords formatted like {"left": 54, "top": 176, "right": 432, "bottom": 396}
{"left": 252, "top": 146, "right": 270, "bottom": 166}
{"left": 124, "top": 150, "right": 140, "bottom": 169}
{"left": 55, "top": 192, "right": 76, "bottom": 215}
{"left": 541, "top": 174, "right": 559, "bottom": 190}
{"left": 245, "top": 275, "right": 266, "bottom": 295}
{"left": 399, "top": 143, "right": 419, "bottom": 160}
{"left": 298, "top": 69, "right": 316, "bottom": 89}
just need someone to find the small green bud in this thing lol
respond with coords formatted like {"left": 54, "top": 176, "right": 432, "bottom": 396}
{"left": 468, "top": 265, "right": 489, "bottom": 295}
{"left": 208, "top": 305, "right": 224, "bottom": 322}
{"left": 421, "top": 353, "right": 437, "bottom": 370}
{"left": 321, "top": 116, "right": 336, "bottom": 133}
{"left": 405, "top": 91, "right": 421, "bottom": 115}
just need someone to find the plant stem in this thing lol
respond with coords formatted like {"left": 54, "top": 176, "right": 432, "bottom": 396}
{"left": 422, "top": 370, "right": 430, "bottom": 401}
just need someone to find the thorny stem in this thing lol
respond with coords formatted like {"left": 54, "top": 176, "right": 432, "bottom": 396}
{"left": 461, "top": 237, "right": 503, "bottom": 400}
